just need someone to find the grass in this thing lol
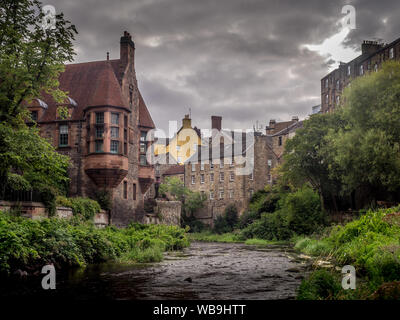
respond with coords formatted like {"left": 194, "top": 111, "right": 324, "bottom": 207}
{"left": 295, "top": 206, "right": 400, "bottom": 300}
{"left": 189, "top": 231, "right": 288, "bottom": 246}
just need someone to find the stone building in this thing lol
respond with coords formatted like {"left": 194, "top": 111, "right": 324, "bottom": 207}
{"left": 26, "top": 31, "right": 156, "bottom": 226}
{"left": 321, "top": 37, "right": 400, "bottom": 113}
{"left": 183, "top": 116, "right": 283, "bottom": 225}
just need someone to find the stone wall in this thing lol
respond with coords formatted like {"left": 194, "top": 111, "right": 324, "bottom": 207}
{"left": 0, "top": 201, "right": 109, "bottom": 227}
{"left": 153, "top": 200, "right": 181, "bottom": 226}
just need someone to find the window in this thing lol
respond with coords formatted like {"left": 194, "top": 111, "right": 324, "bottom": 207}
{"left": 390, "top": 48, "right": 394, "bottom": 59}
{"left": 110, "top": 140, "right": 119, "bottom": 154}
{"left": 200, "top": 163, "right": 205, "bottom": 171}
{"left": 325, "top": 78, "right": 329, "bottom": 88}
{"left": 336, "top": 80, "right": 340, "bottom": 90}
{"left": 229, "top": 190, "right": 234, "bottom": 199}
{"left": 249, "top": 189, "right": 254, "bottom": 197}
{"left": 347, "top": 65, "right": 351, "bottom": 76}
{"left": 96, "top": 125, "right": 104, "bottom": 138}
{"left": 139, "top": 154, "right": 147, "bottom": 166}
{"left": 278, "top": 136, "right": 282, "bottom": 146}
{"left": 230, "top": 172, "right": 234, "bottom": 181}
{"left": 219, "top": 161, "right": 224, "bottom": 169}
{"left": 325, "top": 94, "right": 329, "bottom": 104}
{"left": 192, "top": 163, "right": 196, "bottom": 172}
{"left": 124, "top": 115, "right": 128, "bottom": 128}
{"left": 374, "top": 63, "right": 378, "bottom": 72}
{"left": 191, "top": 175, "right": 195, "bottom": 184}
{"left": 210, "top": 173, "right": 214, "bottom": 182}
{"left": 111, "top": 127, "right": 119, "bottom": 138}
{"left": 210, "top": 191, "right": 214, "bottom": 200}
{"left": 249, "top": 172, "right": 253, "bottom": 180}
{"left": 200, "top": 174, "right": 205, "bottom": 184}
{"left": 267, "top": 174, "right": 272, "bottom": 183}
{"left": 132, "top": 183, "right": 136, "bottom": 200}
{"left": 220, "top": 172, "right": 224, "bottom": 182}
{"left": 31, "top": 110, "right": 38, "bottom": 121}
{"left": 268, "top": 159, "right": 272, "bottom": 167}
{"left": 210, "top": 163, "right": 214, "bottom": 170}
{"left": 140, "top": 131, "right": 147, "bottom": 141}
{"left": 96, "top": 112, "right": 104, "bottom": 124}
{"left": 123, "top": 181, "right": 127, "bottom": 199}
{"left": 111, "top": 113, "right": 119, "bottom": 125}
{"left": 95, "top": 140, "right": 103, "bottom": 153}
{"left": 124, "top": 129, "right": 127, "bottom": 140}
{"left": 140, "top": 154, "right": 147, "bottom": 165}
{"left": 124, "top": 142, "right": 127, "bottom": 155}
{"left": 359, "top": 65, "right": 364, "bottom": 76}
{"left": 140, "top": 142, "right": 146, "bottom": 153}
{"left": 59, "top": 125, "right": 68, "bottom": 146}
{"left": 219, "top": 189, "right": 224, "bottom": 199}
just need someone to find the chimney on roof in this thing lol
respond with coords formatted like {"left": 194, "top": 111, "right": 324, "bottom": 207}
{"left": 292, "top": 116, "right": 299, "bottom": 122}
{"left": 361, "top": 40, "right": 384, "bottom": 55}
{"left": 120, "top": 31, "right": 135, "bottom": 78}
{"left": 182, "top": 114, "right": 192, "bottom": 129}
{"left": 106, "top": 52, "right": 109, "bottom": 61}
{"left": 211, "top": 116, "right": 222, "bottom": 131}
{"left": 266, "top": 119, "right": 276, "bottom": 135}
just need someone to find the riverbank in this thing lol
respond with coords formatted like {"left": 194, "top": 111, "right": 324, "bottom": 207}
{"left": 0, "top": 211, "right": 189, "bottom": 277}
{"left": 294, "top": 206, "right": 400, "bottom": 300}
{"left": 189, "top": 231, "right": 289, "bottom": 246}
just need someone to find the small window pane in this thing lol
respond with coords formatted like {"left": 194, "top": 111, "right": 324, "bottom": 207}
{"left": 111, "top": 127, "right": 119, "bottom": 138}
{"left": 140, "top": 154, "right": 147, "bottom": 165}
{"left": 111, "top": 140, "right": 119, "bottom": 154}
{"left": 96, "top": 125, "right": 104, "bottom": 138}
{"left": 96, "top": 112, "right": 104, "bottom": 124}
{"left": 59, "top": 125, "right": 68, "bottom": 146}
{"left": 31, "top": 111, "right": 38, "bottom": 121}
{"left": 111, "top": 113, "right": 119, "bottom": 125}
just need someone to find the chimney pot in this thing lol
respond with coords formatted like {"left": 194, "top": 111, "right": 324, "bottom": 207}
{"left": 292, "top": 116, "right": 299, "bottom": 122}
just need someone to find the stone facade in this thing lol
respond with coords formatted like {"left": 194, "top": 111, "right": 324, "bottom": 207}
{"left": 321, "top": 38, "right": 400, "bottom": 113}
{"left": 27, "top": 31, "right": 156, "bottom": 227}
{"left": 142, "top": 200, "right": 181, "bottom": 226}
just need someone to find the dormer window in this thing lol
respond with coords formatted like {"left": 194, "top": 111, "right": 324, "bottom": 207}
{"left": 31, "top": 110, "right": 38, "bottom": 122}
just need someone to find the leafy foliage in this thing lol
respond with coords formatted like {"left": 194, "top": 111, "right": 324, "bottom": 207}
{"left": 56, "top": 196, "right": 101, "bottom": 220}
{"left": 0, "top": 211, "right": 189, "bottom": 275}
{"left": 213, "top": 204, "right": 239, "bottom": 234}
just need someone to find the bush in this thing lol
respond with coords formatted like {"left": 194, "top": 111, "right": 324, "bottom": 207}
{"left": 0, "top": 211, "right": 190, "bottom": 275}
{"left": 239, "top": 186, "right": 326, "bottom": 241}
{"left": 297, "top": 269, "right": 342, "bottom": 300}
{"left": 56, "top": 196, "right": 101, "bottom": 220}
{"left": 94, "top": 189, "right": 112, "bottom": 211}
{"left": 213, "top": 204, "right": 238, "bottom": 234}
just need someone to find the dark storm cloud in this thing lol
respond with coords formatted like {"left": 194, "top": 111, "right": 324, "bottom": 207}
{"left": 49, "top": 0, "right": 400, "bottom": 134}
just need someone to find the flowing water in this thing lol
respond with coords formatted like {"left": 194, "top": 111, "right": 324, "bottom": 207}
{"left": 2, "top": 242, "right": 307, "bottom": 300}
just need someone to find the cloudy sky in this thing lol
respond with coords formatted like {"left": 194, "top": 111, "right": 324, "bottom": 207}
{"left": 49, "top": 0, "right": 400, "bottom": 134}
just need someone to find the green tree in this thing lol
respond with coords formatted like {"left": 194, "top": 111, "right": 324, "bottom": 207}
{"left": 0, "top": 0, "right": 77, "bottom": 125}
{"left": 0, "top": 0, "right": 76, "bottom": 196}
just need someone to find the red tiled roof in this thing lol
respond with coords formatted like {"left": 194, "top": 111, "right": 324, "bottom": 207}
{"left": 39, "top": 60, "right": 128, "bottom": 121}
{"left": 138, "top": 91, "right": 155, "bottom": 128}
{"left": 163, "top": 165, "right": 184, "bottom": 176}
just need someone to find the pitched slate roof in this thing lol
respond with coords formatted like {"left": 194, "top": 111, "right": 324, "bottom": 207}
{"left": 35, "top": 59, "right": 154, "bottom": 128}
{"left": 138, "top": 91, "right": 155, "bottom": 128}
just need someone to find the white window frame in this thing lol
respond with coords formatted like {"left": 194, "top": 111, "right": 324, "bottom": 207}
{"left": 229, "top": 190, "right": 234, "bottom": 199}
{"left": 210, "top": 173, "right": 214, "bottom": 182}
{"left": 209, "top": 191, "right": 214, "bottom": 200}
{"left": 191, "top": 163, "right": 196, "bottom": 172}
{"left": 219, "top": 172, "right": 224, "bottom": 182}
{"left": 219, "top": 189, "right": 224, "bottom": 199}
{"left": 191, "top": 175, "right": 195, "bottom": 184}
{"left": 230, "top": 172, "right": 234, "bottom": 181}
{"left": 200, "top": 174, "right": 204, "bottom": 184}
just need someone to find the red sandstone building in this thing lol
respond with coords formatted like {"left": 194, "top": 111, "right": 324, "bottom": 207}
{"left": 27, "top": 31, "right": 155, "bottom": 226}
{"left": 321, "top": 37, "right": 400, "bottom": 113}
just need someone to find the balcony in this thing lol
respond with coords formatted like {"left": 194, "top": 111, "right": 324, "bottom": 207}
{"left": 84, "top": 153, "right": 128, "bottom": 188}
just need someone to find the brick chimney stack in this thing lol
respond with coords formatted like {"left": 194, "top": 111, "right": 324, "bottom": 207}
{"left": 292, "top": 116, "right": 299, "bottom": 122}
{"left": 211, "top": 116, "right": 222, "bottom": 131}
{"left": 120, "top": 31, "right": 135, "bottom": 80}
{"left": 361, "top": 40, "right": 384, "bottom": 56}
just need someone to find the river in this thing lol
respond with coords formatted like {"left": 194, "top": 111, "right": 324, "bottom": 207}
{"left": 1, "top": 242, "right": 307, "bottom": 300}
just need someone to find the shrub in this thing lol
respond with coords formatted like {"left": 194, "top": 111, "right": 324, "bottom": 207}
{"left": 213, "top": 204, "right": 238, "bottom": 234}
{"left": 94, "top": 189, "right": 112, "bottom": 211}
{"left": 297, "top": 269, "right": 342, "bottom": 300}
{"left": 56, "top": 196, "right": 101, "bottom": 220}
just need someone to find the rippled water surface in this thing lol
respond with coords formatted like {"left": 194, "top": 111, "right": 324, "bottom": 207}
{"left": 2, "top": 242, "right": 307, "bottom": 300}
